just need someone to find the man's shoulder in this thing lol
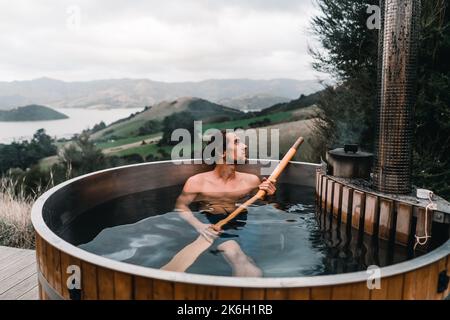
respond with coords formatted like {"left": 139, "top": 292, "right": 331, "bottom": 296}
{"left": 185, "top": 171, "right": 211, "bottom": 185}
{"left": 237, "top": 171, "right": 260, "bottom": 183}
{"left": 183, "top": 173, "right": 204, "bottom": 193}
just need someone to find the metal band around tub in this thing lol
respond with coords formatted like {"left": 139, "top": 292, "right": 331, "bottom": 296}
{"left": 38, "top": 271, "right": 64, "bottom": 300}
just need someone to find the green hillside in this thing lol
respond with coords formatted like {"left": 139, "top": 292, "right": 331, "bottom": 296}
{"left": 92, "top": 97, "right": 243, "bottom": 140}
{"left": 259, "top": 90, "right": 323, "bottom": 115}
{"left": 0, "top": 105, "right": 68, "bottom": 121}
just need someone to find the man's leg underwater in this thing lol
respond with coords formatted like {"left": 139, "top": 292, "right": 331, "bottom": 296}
{"left": 217, "top": 240, "right": 262, "bottom": 277}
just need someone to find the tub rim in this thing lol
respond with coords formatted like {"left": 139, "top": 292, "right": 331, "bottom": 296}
{"left": 31, "top": 160, "right": 450, "bottom": 289}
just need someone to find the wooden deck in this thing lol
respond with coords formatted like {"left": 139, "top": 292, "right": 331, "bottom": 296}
{"left": 0, "top": 246, "right": 39, "bottom": 300}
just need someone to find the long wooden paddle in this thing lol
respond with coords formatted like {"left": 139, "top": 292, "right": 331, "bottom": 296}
{"left": 161, "top": 137, "right": 305, "bottom": 272}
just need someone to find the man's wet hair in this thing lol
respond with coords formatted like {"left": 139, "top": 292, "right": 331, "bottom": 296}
{"left": 204, "top": 128, "right": 246, "bottom": 164}
{"left": 205, "top": 129, "right": 227, "bottom": 162}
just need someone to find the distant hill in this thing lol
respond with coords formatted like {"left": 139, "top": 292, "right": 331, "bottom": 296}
{"left": 259, "top": 90, "right": 323, "bottom": 115}
{"left": 92, "top": 97, "right": 242, "bottom": 139}
{"left": 139, "top": 97, "right": 241, "bottom": 121}
{"left": 0, "top": 77, "right": 323, "bottom": 111}
{"left": 0, "top": 105, "right": 68, "bottom": 122}
{"left": 218, "top": 94, "right": 290, "bottom": 112}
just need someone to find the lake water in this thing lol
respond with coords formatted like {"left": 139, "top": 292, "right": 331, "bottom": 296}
{"left": 0, "top": 108, "right": 143, "bottom": 144}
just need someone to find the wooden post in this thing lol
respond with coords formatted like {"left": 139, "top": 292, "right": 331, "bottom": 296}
{"left": 326, "top": 180, "right": 334, "bottom": 214}
{"left": 351, "top": 190, "right": 366, "bottom": 231}
{"left": 395, "top": 203, "right": 413, "bottom": 246}
{"left": 114, "top": 272, "right": 133, "bottom": 300}
{"left": 364, "top": 194, "right": 379, "bottom": 236}
{"left": 341, "top": 186, "right": 353, "bottom": 225}
{"left": 378, "top": 198, "right": 394, "bottom": 241}
{"left": 326, "top": 180, "right": 335, "bottom": 231}
{"left": 81, "top": 261, "right": 98, "bottom": 300}
{"left": 318, "top": 174, "right": 324, "bottom": 209}
{"left": 321, "top": 176, "right": 328, "bottom": 212}
{"left": 316, "top": 169, "right": 321, "bottom": 201}
{"left": 152, "top": 279, "right": 174, "bottom": 299}
{"left": 332, "top": 182, "right": 342, "bottom": 220}
{"left": 134, "top": 277, "right": 153, "bottom": 300}
{"left": 97, "top": 267, "right": 115, "bottom": 300}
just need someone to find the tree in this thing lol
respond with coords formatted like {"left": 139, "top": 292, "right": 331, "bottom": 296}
{"left": 31, "top": 128, "right": 57, "bottom": 157}
{"left": 159, "top": 111, "right": 196, "bottom": 146}
{"left": 310, "top": 0, "right": 379, "bottom": 153}
{"left": 0, "top": 129, "right": 57, "bottom": 174}
{"left": 90, "top": 121, "right": 107, "bottom": 134}
{"left": 138, "top": 120, "right": 162, "bottom": 136}
{"left": 311, "top": 0, "right": 450, "bottom": 199}
{"left": 59, "top": 133, "right": 107, "bottom": 177}
{"left": 412, "top": 0, "right": 450, "bottom": 197}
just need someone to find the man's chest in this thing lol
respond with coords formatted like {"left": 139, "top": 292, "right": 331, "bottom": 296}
{"left": 197, "top": 179, "right": 255, "bottom": 199}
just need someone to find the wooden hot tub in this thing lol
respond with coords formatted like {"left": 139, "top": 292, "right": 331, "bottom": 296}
{"left": 31, "top": 160, "right": 450, "bottom": 300}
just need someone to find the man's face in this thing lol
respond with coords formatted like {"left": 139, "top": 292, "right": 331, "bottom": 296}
{"left": 225, "top": 132, "right": 247, "bottom": 163}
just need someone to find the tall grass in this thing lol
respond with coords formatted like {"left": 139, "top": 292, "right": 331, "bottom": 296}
{"left": 0, "top": 176, "right": 41, "bottom": 249}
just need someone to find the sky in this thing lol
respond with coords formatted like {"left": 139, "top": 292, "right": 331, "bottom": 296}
{"left": 0, "top": 0, "right": 326, "bottom": 82}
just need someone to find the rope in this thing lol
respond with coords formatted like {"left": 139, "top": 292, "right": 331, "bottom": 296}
{"left": 414, "top": 191, "right": 436, "bottom": 250}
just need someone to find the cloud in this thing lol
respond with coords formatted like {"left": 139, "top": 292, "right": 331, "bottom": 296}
{"left": 0, "top": 0, "right": 325, "bottom": 82}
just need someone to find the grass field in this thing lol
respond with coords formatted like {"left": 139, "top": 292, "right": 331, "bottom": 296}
{"left": 102, "top": 106, "right": 320, "bottom": 162}
{"left": 94, "top": 106, "right": 318, "bottom": 141}
{"left": 94, "top": 105, "right": 320, "bottom": 151}
{"left": 0, "top": 177, "right": 35, "bottom": 248}
{"left": 202, "top": 111, "right": 292, "bottom": 131}
{"left": 202, "top": 106, "right": 319, "bottom": 132}
{"left": 94, "top": 118, "right": 148, "bottom": 140}
{"left": 112, "top": 143, "right": 173, "bottom": 159}
{"left": 95, "top": 132, "right": 161, "bottom": 149}
{"left": 38, "top": 155, "right": 59, "bottom": 170}
{"left": 105, "top": 118, "right": 321, "bottom": 163}
{"left": 256, "top": 118, "right": 320, "bottom": 163}
{"left": 100, "top": 111, "right": 293, "bottom": 156}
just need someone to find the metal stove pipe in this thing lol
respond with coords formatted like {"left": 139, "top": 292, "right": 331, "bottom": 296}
{"left": 373, "top": 0, "right": 421, "bottom": 194}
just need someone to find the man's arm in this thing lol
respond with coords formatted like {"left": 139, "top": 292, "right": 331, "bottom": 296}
{"left": 175, "top": 176, "right": 201, "bottom": 225}
{"left": 175, "top": 177, "right": 198, "bottom": 210}
{"left": 247, "top": 174, "right": 277, "bottom": 196}
{"left": 258, "top": 177, "right": 276, "bottom": 196}
{"left": 175, "top": 176, "right": 220, "bottom": 241}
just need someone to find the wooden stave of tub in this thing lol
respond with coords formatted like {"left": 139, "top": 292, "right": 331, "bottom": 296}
{"left": 31, "top": 160, "right": 450, "bottom": 300}
{"left": 315, "top": 171, "right": 450, "bottom": 250}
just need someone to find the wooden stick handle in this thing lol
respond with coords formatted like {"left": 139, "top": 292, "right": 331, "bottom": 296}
{"left": 213, "top": 136, "right": 304, "bottom": 231}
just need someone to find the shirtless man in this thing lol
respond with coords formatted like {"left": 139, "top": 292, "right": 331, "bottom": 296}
{"left": 172, "top": 131, "right": 276, "bottom": 276}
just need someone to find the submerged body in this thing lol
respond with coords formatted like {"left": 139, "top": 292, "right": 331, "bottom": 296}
{"left": 168, "top": 132, "right": 276, "bottom": 276}
{"left": 79, "top": 187, "right": 327, "bottom": 277}
{"left": 78, "top": 182, "right": 413, "bottom": 277}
